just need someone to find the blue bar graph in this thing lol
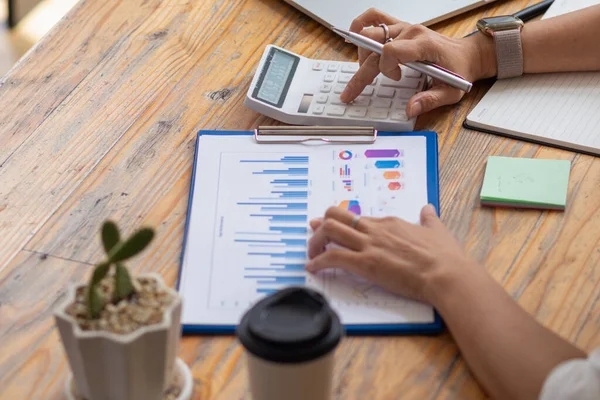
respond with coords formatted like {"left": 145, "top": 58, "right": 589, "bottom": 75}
{"left": 246, "top": 276, "right": 307, "bottom": 285}
{"left": 238, "top": 202, "right": 308, "bottom": 211}
{"left": 256, "top": 289, "right": 279, "bottom": 295}
{"left": 250, "top": 214, "right": 307, "bottom": 222}
{"left": 245, "top": 263, "right": 305, "bottom": 272}
{"left": 274, "top": 191, "right": 308, "bottom": 198}
{"left": 271, "top": 179, "right": 308, "bottom": 188}
{"left": 254, "top": 168, "right": 308, "bottom": 175}
{"left": 235, "top": 239, "right": 307, "bottom": 246}
{"left": 240, "top": 156, "right": 309, "bottom": 164}
{"left": 235, "top": 154, "right": 310, "bottom": 295}
{"left": 256, "top": 277, "right": 306, "bottom": 285}
{"left": 270, "top": 226, "right": 307, "bottom": 234}
{"left": 248, "top": 251, "right": 307, "bottom": 259}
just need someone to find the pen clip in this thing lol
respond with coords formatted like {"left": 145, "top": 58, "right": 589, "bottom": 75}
{"left": 254, "top": 126, "right": 377, "bottom": 144}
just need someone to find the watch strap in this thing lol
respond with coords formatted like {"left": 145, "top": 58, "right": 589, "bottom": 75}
{"left": 493, "top": 29, "right": 523, "bottom": 79}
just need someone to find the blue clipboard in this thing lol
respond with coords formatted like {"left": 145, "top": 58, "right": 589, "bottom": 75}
{"left": 178, "top": 129, "right": 444, "bottom": 335}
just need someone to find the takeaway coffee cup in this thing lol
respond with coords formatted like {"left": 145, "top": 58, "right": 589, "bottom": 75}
{"left": 236, "top": 287, "right": 344, "bottom": 400}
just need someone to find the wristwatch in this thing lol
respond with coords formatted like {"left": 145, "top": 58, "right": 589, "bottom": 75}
{"left": 476, "top": 16, "right": 524, "bottom": 79}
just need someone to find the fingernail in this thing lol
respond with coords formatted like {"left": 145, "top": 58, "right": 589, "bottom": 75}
{"left": 424, "top": 204, "right": 436, "bottom": 214}
{"left": 408, "top": 101, "right": 422, "bottom": 118}
{"left": 305, "top": 261, "right": 314, "bottom": 272}
{"left": 344, "top": 39, "right": 352, "bottom": 43}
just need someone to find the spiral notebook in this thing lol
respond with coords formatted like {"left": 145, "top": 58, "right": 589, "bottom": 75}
{"left": 177, "top": 127, "right": 443, "bottom": 335}
{"left": 465, "top": 0, "right": 600, "bottom": 156}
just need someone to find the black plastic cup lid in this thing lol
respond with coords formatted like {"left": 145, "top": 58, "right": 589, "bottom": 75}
{"left": 236, "top": 287, "right": 344, "bottom": 363}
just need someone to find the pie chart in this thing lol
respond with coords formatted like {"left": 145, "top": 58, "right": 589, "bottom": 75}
{"left": 339, "top": 200, "right": 361, "bottom": 215}
{"left": 338, "top": 150, "right": 352, "bottom": 160}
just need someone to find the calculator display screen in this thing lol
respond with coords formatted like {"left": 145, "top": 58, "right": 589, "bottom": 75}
{"left": 252, "top": 48, "right": 300, "bottom": 108}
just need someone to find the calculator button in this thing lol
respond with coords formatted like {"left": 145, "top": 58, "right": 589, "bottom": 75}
{"left": 376, "top": 87, "right": 395, "bottom": 98}
{"left": 380, "top": 77, "right": 404, "bottom": 88}
{"left": 396, "top": 89, "right": 416, "bottom": 99}
{"left": 352, "top": 96, "right": 370, "bottom": 107}
{"left": 333, "top": 84, "right": 346, "bottom": 94}
{"left": 368, "top": 109, "right": 389, "bottom": 119}
{"left": 341, "top": 64, "right": 359, "bottom": 73}
{"left": 348, "top": 107, "right": 368, "bottom": 118}
{"left": 392, "top": 99, "right": 408, "bottom": 109}
{"left": 390, "top": 110, "right": 408, "bottom": 121}
{"left": 402, "top": 67, "right": 422, "bottom": 78}
{"left": 316, "top": 94, "right": 329, "bottom": 104}
{"left": 330, "top": 95, "right": 345, "bottom": 105}
{"left": 327, "top": 63, "right": 339, "bottom": 72}
{"left": 312, "top": 62, "right": 324, "bottom": 71}
{"left": 372, "top": 98, "right": 392, "bottom": 108}
{"left": 326, "top": 105, "right": 346, "bottom": 116}
{"left": 396, "top": 77, "right": 420, "bottom": 89}
{"left": 323, "top": 73, "right": 336, "bottom": 82}
{"left": 338, "top": 74, "right": 352, "bottom": 84}
{"left": 312, "top": 105, "right": 325, "bottom": 115}
{"left": 320, "top": 83, "right": 332, "bottom": 93}
{"left": 361, "top": 86, "right": 375, "bottom": 96}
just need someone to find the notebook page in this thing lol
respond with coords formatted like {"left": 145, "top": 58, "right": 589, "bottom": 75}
{"left": 466, "top": 0, "right": 600, "bottom": 155}
{"left": 542, "top": 0, "right": 600, "bottom": 19}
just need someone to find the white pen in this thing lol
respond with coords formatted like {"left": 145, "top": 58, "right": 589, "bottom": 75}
{"left": 332, "top": 27, "right": 473, "bottom": 93}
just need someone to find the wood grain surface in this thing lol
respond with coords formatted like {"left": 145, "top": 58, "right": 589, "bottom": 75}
{"left": 0, "top": 0, "right": 599, "bottom": 398}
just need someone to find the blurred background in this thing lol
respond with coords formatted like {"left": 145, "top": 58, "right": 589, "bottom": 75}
{"left": 1, "top": 0, "right": 78, "bottom": 76}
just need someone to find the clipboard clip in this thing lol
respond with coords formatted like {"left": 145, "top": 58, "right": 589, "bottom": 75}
{"left": 254, "top": 126, "right": 377, "bottom": 144}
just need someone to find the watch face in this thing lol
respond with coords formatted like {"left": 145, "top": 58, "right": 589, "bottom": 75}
{"left": 477, "top": 15, "right": 524, "bottom": 34}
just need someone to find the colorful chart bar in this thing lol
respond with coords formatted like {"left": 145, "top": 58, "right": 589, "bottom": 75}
{"left": 375, "top": 160, "right": 401, "bottom": 169}
{"left": 364, "top": 149, "right": 402, "bottom": 158}
{"left": 383, "top": 171, "right": 401, "bottom": 179}
{"left": 388, "top": 182, "right": 402, "bottom": 191}
{"left": 339, "top": 164, "right": 351, "bottom": 177}
{"left": 343, "top": 179, "right": 353, "bottom": 192}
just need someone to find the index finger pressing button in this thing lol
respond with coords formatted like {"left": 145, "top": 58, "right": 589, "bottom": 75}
{"left": 341, "top": 64, "right": 359, "bottom": 73}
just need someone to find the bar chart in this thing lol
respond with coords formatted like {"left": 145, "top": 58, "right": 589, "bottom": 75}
{"left": 210, "top": 152, "right": 311, "bottom": 307}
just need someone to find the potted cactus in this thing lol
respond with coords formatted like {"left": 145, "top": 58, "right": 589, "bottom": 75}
{"left": 54, "top": 221, "right": 192, "bottom": 400}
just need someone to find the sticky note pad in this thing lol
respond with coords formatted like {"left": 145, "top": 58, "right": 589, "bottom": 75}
{"left": 480, "top": 156, "right": 571, "bottom": 210}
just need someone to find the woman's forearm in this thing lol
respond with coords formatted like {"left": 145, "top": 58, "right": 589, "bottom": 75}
{"left": 426, "top": 262, "right": 586, "bottom": 400}
{"left": 473, "top": 4, "right": 600, "bottom": 79}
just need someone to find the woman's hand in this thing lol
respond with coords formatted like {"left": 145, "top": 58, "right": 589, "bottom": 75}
{"left": 340, "top": 8, "right": 496, "bottom": 118}
{"left": 307, "top": 204, "right": 475, "bottom": 304}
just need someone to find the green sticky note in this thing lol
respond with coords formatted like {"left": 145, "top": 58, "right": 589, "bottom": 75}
{"left": 480, "top": 156, "right": 571, "bottom": 210}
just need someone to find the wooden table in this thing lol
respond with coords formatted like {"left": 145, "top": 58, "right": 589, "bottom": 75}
{"left": 1, "top": 0, "right": 599, "bottom": 398}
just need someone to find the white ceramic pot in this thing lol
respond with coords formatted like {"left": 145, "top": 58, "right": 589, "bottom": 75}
{"left": 55, "top": 273, "right": 183, "bottom": 400}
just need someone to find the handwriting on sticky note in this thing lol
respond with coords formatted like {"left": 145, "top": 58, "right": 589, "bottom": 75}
{"left": 481, "top": 156, "right": 571, "bottom": 209}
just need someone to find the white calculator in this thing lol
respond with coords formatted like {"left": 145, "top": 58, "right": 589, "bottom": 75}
{"left": 244, "top": 45, "right": 426, "bottom": 131}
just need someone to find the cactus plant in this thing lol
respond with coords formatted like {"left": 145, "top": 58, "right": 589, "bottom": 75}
{"left": 87, "top": 221, "right": 154, "bottom": 319}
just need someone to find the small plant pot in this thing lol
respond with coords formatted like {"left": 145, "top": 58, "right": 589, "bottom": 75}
{"left": 55, "top": 273, "right": 188, "bottom": 400}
